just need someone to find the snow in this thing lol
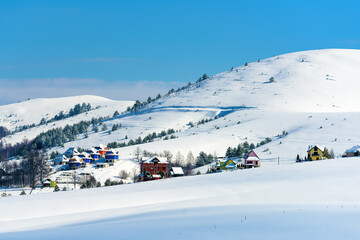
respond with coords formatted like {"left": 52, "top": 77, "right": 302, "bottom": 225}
{"left": 0, "top": 158, "right": 360, "bottom": 239}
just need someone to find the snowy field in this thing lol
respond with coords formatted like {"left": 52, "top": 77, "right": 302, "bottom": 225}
{"left": 0, "top": 157, "right": 359, "bottom": 239}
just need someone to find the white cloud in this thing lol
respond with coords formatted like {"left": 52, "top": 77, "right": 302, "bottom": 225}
{"left": 0, "top": 78, "right": 184, "bottom": 105}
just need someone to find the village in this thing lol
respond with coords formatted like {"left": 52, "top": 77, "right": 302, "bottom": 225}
{"left": 35, "top": 143, "right": 360, "bottom": 192}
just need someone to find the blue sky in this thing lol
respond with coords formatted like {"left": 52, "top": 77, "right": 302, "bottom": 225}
{"left": 0, "top": 0, "right": 359, "bottom": 104}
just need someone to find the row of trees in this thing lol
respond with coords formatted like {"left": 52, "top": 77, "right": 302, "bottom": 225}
{"left": 0, "top": 150, "right": 51, "bottom": 188}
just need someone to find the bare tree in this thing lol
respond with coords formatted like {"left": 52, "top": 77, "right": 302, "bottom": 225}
{"left": 175, "top": 151, "right": 185, "bottom": 166}
{"left": 185, "top": 151, "right": 196, "bottom": 176}
{"left": 119, "top": 170, "right": 129, "bottom": 179}
{"left": 133, "top": 147, "right": 142, "bottom": 162}
{"left": 163, "top": 150, "right": 173, "bottom": 162}
{"left": 131, "top": 167, "right": 139, "bottom": 182}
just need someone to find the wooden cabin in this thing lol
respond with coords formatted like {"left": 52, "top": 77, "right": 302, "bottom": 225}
{"left": 307, "top": 145, "right": 325, "bottom": 161}
{"left": 139, "top": 156, "right": 169, "bottom": 181}
{"left": 244, "top": 150, "right": 260, "bottom": 168}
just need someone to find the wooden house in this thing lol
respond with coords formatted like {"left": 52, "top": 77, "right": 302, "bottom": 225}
{"left": 244, "top": 150, "right": 260, "bottom": 168}
{"left": 307, "top": 145, "right": 325, "bottom": 160}
{"left": 170, "top": 167, "right": 184, "bottom": 177}
{"left": 217, "top": 158, "right": 241, "bottom": 171}
{"left": 139, "top": 156, "right": 169, "bottom": 181}
{"left": 68, "top": 156, "right": 84, "bottom": 170}
{"left": 345, "top": 145, "right": 360, "bottom": 157}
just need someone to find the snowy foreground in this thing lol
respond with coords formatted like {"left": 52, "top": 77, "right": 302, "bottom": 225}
{"left": 1, "top": 158, "right": 360, "bottom": 239}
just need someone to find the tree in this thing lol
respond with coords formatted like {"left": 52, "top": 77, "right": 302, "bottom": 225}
{"left": 202, "top": 73, "right": 208, "bottom": 80}
{"left": 133, "top": 147, "right": 142, "bottom": 162}
{"left": 175, "top": 151, "right": 184, "bottom": 166}
{"left": 185, "top": 151, "right": 195, "bottom": 175}
{"left": 113, "top": 111, "right": 120, "bottom": 117}
{"left": 101, "top": 124, "right": 108, "bottom": 131}
{"left": 163, "top": 150, "right": 173, "bottom": 162}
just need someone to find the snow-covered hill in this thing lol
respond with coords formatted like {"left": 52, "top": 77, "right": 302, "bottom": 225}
{"left": 2, "top": 49, "right": 360, "bottom": 163}
{"left": 0, "top": 95, "right": 134, "bottom": 145}
{"left": 1, "top": 158, "right": 359, "bottom": 239}
{"left": 43, "top": 49, "right": 360, "bottom": 163}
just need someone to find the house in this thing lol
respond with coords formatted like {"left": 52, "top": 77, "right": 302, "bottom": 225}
{"left": 345, "top": 145, "right": 360, "bottom": 157}
{"left": 51, "top": 155, "right": 69, "bottom": 166}
{"left": 244, "top": 150, "right": 260, "bottom": 168}
{"left": 68, "top": 156, "right": 84, "bottom": 170}
{"left": 217, "top": 158, "right": 241, "bottom": 171}
{"left": 96, "top": 162, "right": 109, "bottom": 168}
{"left": 42, "top": 178, "right": 56, "bottom": 187}
{"left": 78, "top": 152, "right": 93, "bottom": 165}
{"left": 307, "top": 145, "right": 325, "bottom": 160}
{"left": 95, "top": 144, "right": 107, "bottom": 156}
{"left": 64, "top": 148, "right": 79, "bottom": 158}
{"left": 139, "top": 156, "right": 169, "bottom": 181}
{"left": 86, "top": 148, "right": 101, "bottom": 162}
{"left": 105, "top": 149, "right": 119, "bottom": 166}
{"left": 170, "top": 167, "right": 184, "bottom": 177}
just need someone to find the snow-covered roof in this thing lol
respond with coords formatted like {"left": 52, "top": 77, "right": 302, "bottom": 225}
{"left": 106, "top": 149, "right": 118, "bottom": 155}
{"left": 307, "top": 145, "right": 325, "bottom": 152}
{"left": 171, "top": 167, "right": 184, "bottom": 175}
{"left": 246, "top": 156, "right": 260, "bottom": 161}
{"left": 244, "top": 151, "right": 260, "bottom": 161}
{"left": 345, "top": 145, "right": 360, "bottom": 153}
{"left": 142, "top": 156, "right": 168, "bottom": 164}
{"left": 64, "top": 148, "right": 79, "bottom": 156}
{"left": 86, "top": 148, "right": 98, "bottom": 154}
{"left": 68, "top": 156, "right": 83, "bottom": 163}
{"left": 78, "top": 152, "right": 91, "bottom": 158}
{"left": 51, "top": 155, "right": 69, "bottom": 162}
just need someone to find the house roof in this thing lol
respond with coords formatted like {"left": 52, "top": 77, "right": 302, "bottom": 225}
{"left": 220, "top": 159, "right": 236, "bottom": 167}
{"left": 78, "top": 152, "right": 91, "bottom": 159}
{"left": 86, "top": 148, "right": 98, "bottom": 154}
{"left": 345, "top": 145, "right": 360, "bottom": 153}
{"left": 244, "top": 150, "right": 259, "bottom": 161}
{"left": 106, "top": 149, "right": 118, "bottom": 155}
{"left": 307, "top": 145, "right": 325, "bottom": 152}
{"left": 69, "top": 156, "right": 83, "bottom": 163}
{"left": 142, "top": 156, "right": 168, "bottom": 164}
{"left": 51, "top": 155, "right": 69, "bottom": 162}
{"left": 171, "top": 167, "right": 184, "bottom": 175}
{"left": 246, "top": 156, "right": 260, "bottom": 161}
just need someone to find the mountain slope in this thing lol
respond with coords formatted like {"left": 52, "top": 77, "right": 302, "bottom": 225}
{"left": 43, "top": 49, "right": 360, "bottom": 162}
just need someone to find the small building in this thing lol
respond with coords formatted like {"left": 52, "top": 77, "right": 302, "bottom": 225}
{"left": 68, "top": 156, "right": 84, "bottom": 170}
{"left": 307, "top": 145, "right": 325, "bottom": 161}
{"left": 345, "top": 145, "right": 360, "bottom": 157}
{"left": 95, "top": 144, "right": 108, "bottom": 156}
{"left": 96, "top": 162, "right": 109, "bottom": 168}
{"left": 51, "top": 155, "right": 69, "bottom": 166}
{"left": 244, "top": 150, "right": 260, "bottom": 168}
{"left": 78, "top": 152, "right": 93, "bottom": 165}
{"left": 64, "top": 148, "right": 80, "bottom": 158}
{"left": 105, "top": 149, "right": 119, "bottom": 166}
{"left": 42, "top": 178, "right": 56, "bottom": 187}
{"left": 170, "top": 167, "right": 184, "bottom": 177}
{"left": 86, "top": 148, "right": 101, "bottom": 162}
{"left": 140, "top": 156, "right": 169, "bottom": 181}
{"left": 218, "top": 158, "right": 240, "bottom": 171}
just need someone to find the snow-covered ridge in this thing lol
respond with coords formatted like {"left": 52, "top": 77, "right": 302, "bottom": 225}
{"left": 155, "top": 49, "right": 360, "bottom": 112}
